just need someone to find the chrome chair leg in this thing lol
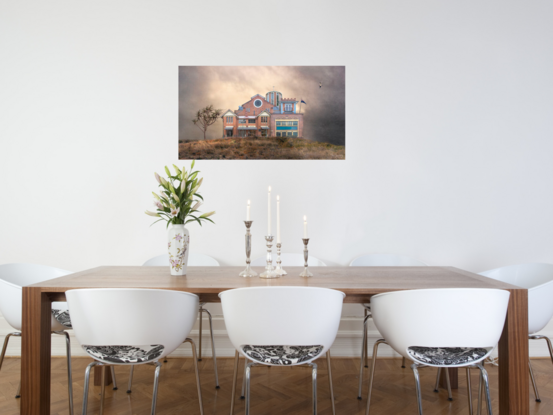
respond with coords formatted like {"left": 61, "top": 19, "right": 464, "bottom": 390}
{"left": 364, "top": 339, "right": 386, "bottom": 415}
{"left": 0, "top": 332, "right": 21, "bottom": 398}
{"left": 434, "top": 367, "right": 441, "bottom": 392}
{"left": 127, "top": 365, "right": 134, "bottom": 393}
{"left": 245, "top": 361, "right": 254, "bottom": 415}
{"left": 529, "top": 360, "right": 541, "bottom": 402}
{"left": 411, "top": 363, "right": 424, "bottom": 415}
{"left": 198, "top": 305, "right": 204, "bottom": 361}
{"left": 364, "top": 308, "right": 369, "bottom": 368}
{"left": 203, "top": 307, "right": 220, "bottom": 388}
{"left": 477, "top": 363, "right": 492, "bottom": 415}
{"left": 432, "top": 366, "right": 452, "bottom": 400}
{"left": 544, "top": 335, "right": 553, "bottom": 363}
{"left": 82, "top": 361, "right": 98, "bottom": 415}
{"left": 100, "top": 365, "right": 106, "bottom": 415}
{"left": 444, "top": 367, "right": 453, "bottom": 401}
{"left": 230, "top": 351, "right": 240, "bottom": 415}
{"left": 54, "top": 331, "right": 74, "bottom": 415}
{"left": 466, "top": 367, "right": 473, "bottom": 415}
{"left": 309, "top": 362, "right": 318, "bottom": 415}
{"left": 111, "top": 366, "right": 118, "bottom": 390}
{"left": 326, "top": 351, "right": 335, "bottom": 415}
{"left": 185, "top": 338, "right": 204, "bottom": 415}
{"left": 151, "top": 361, "right": 162, "bottom": 415}
{"left": 357, "top": 314, "right": 370, "bottom": 399}
{"left": 241, "top": 357, "right": 247, "bottom": 399}
{"left": 477, "top": 370, "right": 483, "bottom": 415}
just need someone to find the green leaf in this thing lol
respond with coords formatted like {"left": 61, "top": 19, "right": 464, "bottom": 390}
{"left": 191, "top": 160, "right": 195, "bottom": 169}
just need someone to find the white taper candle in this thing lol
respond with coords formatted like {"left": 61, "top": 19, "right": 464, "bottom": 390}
{"left": 303, "top": 215, "right": 308, "bottom": 238}
{"left": 247, "top": 200, "right": 251, "bottom": 221}
{"left": 277, "top": 195, "right": 281, "bottom": 243}
{"left": 268, "top": 186, "right": 271, "bottom": 235}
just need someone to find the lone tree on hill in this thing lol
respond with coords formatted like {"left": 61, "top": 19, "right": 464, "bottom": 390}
{"left": 192, "top": 105, "right": 222, "bottom": 140}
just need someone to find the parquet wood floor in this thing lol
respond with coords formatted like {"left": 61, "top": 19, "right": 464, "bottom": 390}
{"left": 1, "top": 357, "right": 552, "bottom": 415}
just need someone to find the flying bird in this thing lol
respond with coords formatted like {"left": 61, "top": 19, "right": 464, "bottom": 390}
{"left": 319, "top": 82, "right": 322, "bottom": 88}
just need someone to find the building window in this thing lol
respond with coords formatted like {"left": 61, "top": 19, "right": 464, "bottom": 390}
{"left": 285, "top": 104, "right": 292, "bottom": 111}
{"left": 254, "top": 99, "right": 262, "bottom": 108}
{"left": 248, "top": 119, "right": 256, "bottom": 124}
{"left": 261, "top": 116, "right": 268, "bottom": 123}
{"left": 276, "top": 132, "right": 281, "bottom": 137}
{"left": 239, "top": 119, "right": 246, "bottom": 124}
{"left": 292, "top": 132, "right": 298, "bottom": 137}
{"left": 293, "top": 121, "right": 298, "bottom": 126}
{"left": 226, "top": 130, "right": 233, "bottom": 137}
{"left": 226, "top": 116, "right": 233, "bottom": 123}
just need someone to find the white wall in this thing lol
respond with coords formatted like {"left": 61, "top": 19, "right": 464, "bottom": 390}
{"left": 1, "top": 0, "right": 553, "bottom": 358}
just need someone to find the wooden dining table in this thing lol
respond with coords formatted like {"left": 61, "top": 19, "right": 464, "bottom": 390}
{"left": 21, "top": 265, "right": 528, "bottom": 414}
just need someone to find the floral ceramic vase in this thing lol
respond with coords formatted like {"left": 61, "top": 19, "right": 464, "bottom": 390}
{"left": 167, "top": 224, "right": 190, "bottom": 276}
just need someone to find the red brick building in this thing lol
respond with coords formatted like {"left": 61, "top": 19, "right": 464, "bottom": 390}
{"left": 221, "top": 90, "right": 304, "bottom": 138}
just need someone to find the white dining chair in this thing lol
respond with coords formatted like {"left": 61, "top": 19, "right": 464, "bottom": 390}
{"left": 350, "top": 254, "right": 428, "bottom": 399}
{"left": 0, "top": 263, "right": 75, "bottom": 415}
{"left": 66, "top": 288, "right": 203, "bottom": 415}
{"left": 241, "top": 253, "right": 327, "bottom": 401}
{"left": 142, "top": 252, "right": 220, "bottom": 389}
{"left": 480, "top": 263, "right": 553, "bottom": 402}
{"left": 251, "top": 253, "right": 327, "bottom": 267}
{"left": 366, "top": 288, "right": 510, "bottom": 415}
{"left": 221, "top": 286, "right": 344, "bottom": 415}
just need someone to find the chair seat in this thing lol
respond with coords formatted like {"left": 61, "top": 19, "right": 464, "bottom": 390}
{"left": 243, "top": 345, "right": 323, "bottom": 365}
{"left": 83, "top": 344, "right": 164, "bottom": 364}
{"left": 52, "top": 309, "right": 72, "bottom": 329}
{"left": 407, "top": 346, "right": 488, "bottom": 366}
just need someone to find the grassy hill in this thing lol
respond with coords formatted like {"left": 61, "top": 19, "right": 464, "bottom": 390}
{"left": 178, "top": 137, "right": 345, "bottom": 160}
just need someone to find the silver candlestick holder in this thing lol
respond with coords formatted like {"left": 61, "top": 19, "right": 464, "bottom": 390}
{"left": 299, "top": 238, "right": 313, "bottom": 278}
{"left": 260, "top": 235, "right": 279, "bottom": 279}
{"left": 239, "top": 221, "right": 257, "bottom": 277}
{"left": 274, "top": 242, "right": 287, "bottom": 275}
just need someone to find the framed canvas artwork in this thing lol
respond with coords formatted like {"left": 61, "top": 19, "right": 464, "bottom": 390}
{"left": 178, "top": 66, "right": 345, "bottom": 160}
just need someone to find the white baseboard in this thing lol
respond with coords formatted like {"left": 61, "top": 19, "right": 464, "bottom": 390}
{"left": 1, "top": 315, "right": 552, "bottom": 359}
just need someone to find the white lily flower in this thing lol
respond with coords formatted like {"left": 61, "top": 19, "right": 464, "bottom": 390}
{"left": 170, "top": 207, "right": 180, "bottom": 217}
{"left": 145, "top": 210, "right": 161, "bottom": 217}
{"left": 192, "top": 201, "right": 202, "bottom": 211}
{"left": 199, "top": 211, "right": 215, "bottom": 219}
{"left": 154, "top": 172, "right": 161, "bottom": 184}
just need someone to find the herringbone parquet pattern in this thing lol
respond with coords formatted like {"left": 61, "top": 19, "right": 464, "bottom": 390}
{"left": 1, "top": 357, "right": 552, "bottom": 415}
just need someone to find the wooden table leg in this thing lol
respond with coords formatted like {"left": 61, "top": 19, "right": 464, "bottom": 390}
{"left": 499, "top": 288, "right": 529, "bottom": 415}
{"left": 21, "top": 288, "right": 52, "bottom": 415}
{"left": 94, "top": 366, "right": 113, "bottom": 386}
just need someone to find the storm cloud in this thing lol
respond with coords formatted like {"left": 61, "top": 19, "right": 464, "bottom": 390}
{"left": 178, "top": 66, "right": 345, "bottom": 146}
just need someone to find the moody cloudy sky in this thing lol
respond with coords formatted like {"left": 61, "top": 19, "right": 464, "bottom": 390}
{"left": 178, "top": 66, "right": 345, "bottom": 145}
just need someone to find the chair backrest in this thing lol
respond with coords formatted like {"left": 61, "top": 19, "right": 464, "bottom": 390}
{"left": 349, "top": 254, "right": 427, "bottom": 266}
{"left": 480, "top": 263, "right": 553, "bottom": 334}
{"left": 66, "top": 289, "right": 199, "bottom": 362}
{"left": 220, "top": 286, "right": 344, "bottom": 361}
{"left": 0, "top": 263, "right": 71, "bottom": 331}
{"left": 143, "top": 252, "right": 220, "bottom": 267}
{"left": 370, "top": 288, "right": 510, "bottom": 365}
{"left": 251, "top": 253, "right": 327, "bottom": 267}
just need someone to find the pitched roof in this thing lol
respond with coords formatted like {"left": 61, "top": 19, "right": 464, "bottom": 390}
{"left": 221, "top": 109, "right": 237, "bottom": 118}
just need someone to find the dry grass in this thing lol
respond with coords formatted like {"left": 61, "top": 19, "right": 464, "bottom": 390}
{"left": 178, "top": 137, "right": 345, "bottom": 160}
